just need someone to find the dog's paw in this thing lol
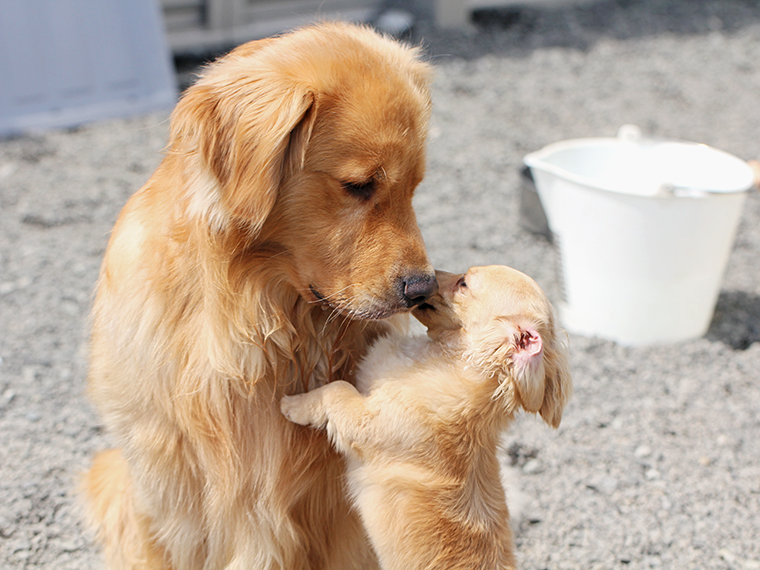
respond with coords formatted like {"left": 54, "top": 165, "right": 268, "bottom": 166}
{"left": 280, "top": 394, "right": 322, "bottom": 427}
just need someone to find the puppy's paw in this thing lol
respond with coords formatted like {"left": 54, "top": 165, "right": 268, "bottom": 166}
{"left": 280, "top": 394, "right": 325, "bottom": 427}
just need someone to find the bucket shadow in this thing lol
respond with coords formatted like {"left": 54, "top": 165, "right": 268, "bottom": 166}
{"left": 706, "top": 291, "right": 760, "bottom": 350}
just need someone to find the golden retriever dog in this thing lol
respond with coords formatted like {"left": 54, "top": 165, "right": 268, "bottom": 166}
{"left": 84, "top": 22, "right": 438, "bottom": 570}
{"left": 281, "top": 266, "right": 572, "bottom": 570}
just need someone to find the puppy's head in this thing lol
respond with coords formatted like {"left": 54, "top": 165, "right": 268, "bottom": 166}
{"left": 170, "top": 22, "right": 437, "bottom": 319}
{"left": 413, "top": 266, "right": 571, "bottom": 427}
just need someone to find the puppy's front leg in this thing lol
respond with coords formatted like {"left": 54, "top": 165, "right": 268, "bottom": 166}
{"left": 281, "top": 381, "right": 369, "bottom": 454}
{"left": 280, "top": 384, "right": 336, "bottom": 427}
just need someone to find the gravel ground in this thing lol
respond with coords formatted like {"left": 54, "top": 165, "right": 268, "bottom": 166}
{"left": 2, "top": 1, "right": 760, "bottom": 568}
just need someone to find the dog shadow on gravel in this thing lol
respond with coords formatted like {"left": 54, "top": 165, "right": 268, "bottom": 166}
{"left": 707, "top": 290, "right": 760, "bottom": 350}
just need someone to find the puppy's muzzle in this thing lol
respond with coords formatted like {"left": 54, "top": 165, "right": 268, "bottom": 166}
{"left": 400, "top": 273, "right": 438, "bottom": 308}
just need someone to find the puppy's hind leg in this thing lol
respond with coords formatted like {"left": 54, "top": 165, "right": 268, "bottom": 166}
{"left": 280, "top": 381, "right": 369, "bottom": 454}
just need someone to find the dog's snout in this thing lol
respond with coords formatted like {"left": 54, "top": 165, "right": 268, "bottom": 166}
{"left": 402, "top": 274, "right": 438, "bottom": 308}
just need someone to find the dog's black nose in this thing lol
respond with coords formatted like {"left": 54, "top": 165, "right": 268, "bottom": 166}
{"left": 402, "top": 274, "right": 438, "bottom": 308}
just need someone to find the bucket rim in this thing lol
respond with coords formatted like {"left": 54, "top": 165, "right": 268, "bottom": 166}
{"left": 524, "top": 136, "right": 755, "bottom": 198}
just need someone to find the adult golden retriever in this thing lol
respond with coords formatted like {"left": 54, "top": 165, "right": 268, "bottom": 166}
{"left": 84, "top": 22, "right": 437, "bottom": 570}
{"left": 281, "top": 266, "right": 572, "bottom": 570}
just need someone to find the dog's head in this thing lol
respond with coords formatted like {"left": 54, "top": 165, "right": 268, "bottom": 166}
{"left": 169, "top": 22, "right": 437, "bottom": 319}
{"left": 413, "top": 266, "right": 572, "bottom": 427}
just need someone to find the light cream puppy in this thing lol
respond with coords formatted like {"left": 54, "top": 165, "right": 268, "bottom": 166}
{"left": 281, "top": 265, "right": 572, "bottom": 570}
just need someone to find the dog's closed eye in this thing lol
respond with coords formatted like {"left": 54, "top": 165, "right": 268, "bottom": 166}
{"left": 342, "top": 180, "right": 376, "bottom": 201}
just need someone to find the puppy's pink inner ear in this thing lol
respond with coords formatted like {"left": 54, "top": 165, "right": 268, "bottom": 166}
{"left": 511, "top": 327, "right": 546, "bottom": 414}
{"left": 516, "top": 329, "right": 543, "bottom": 359}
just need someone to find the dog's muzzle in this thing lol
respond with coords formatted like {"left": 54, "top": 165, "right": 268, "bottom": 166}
{"left": 401, "top": 274, "right": 438, "bottom": 308}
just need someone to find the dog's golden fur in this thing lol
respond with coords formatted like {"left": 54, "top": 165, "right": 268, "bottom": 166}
{"left": 84, "top": 22, "right": 437, "bottom": 570}
{"left": 281, "top": 266, "right": 572, "bottom": 570}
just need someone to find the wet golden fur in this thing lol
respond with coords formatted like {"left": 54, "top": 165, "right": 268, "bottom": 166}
{"left": 281, "top": 266, "right": 572, "bottom": 570}
{"left": 84, "top": 22, "right": 437, "bottom": 569}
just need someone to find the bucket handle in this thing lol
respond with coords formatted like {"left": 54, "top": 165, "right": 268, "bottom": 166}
{"left": 656, "top": 183, "right": 712, "bottom": 199}
{"left": 620, "top": 125, "right": 757, "bottom": 197}
{"left": 619, "top": 126, "right": 710, "bottom": 197}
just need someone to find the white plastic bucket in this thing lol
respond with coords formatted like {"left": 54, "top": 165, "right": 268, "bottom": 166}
{"left": 524, "top": 126, "right": 754, "bottom": 346}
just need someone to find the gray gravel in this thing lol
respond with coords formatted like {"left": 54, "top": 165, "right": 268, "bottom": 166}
{"left": 2, "top": 1, "right": 760, "bottom": 568}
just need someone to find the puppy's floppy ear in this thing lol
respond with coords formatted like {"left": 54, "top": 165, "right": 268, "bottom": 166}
{"left": 490, "top": 318, "right": 572, "bottom": 428}
{"left": 471, "top": 318, "right": 545, "bottom": 410}
{"left": 536, "top": 330, "right": 572, "bottom": 428}
{"left": 170, "top": 70, "right": 317, "bottom": 234}
{"left": 504, "top": 323, "right": 547, "bottom": 415}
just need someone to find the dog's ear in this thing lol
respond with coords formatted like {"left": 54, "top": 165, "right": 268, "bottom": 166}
{"left": 506, "top": 321, "right": 572, "bottom": 428}
{"left": 505, "top": 325, "right": 547, "bottom": 415}
{"left": 488, "top": 318, "right": 571, "bottom": 428}
{"left": 470, "top": 318, "right": 544, "bottom": 410}
{"left": 170, "top": 75, "right": 317, "bottom": 234}
{"left": 535, "top": 331, "right": 572, "bottom": 428}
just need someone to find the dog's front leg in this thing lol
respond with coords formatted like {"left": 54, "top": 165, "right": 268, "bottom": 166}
{"left": 281, "top": 381, "right": 369, "bottom": 454}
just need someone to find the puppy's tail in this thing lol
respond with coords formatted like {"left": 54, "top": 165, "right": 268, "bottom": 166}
{"left": 82, "top": 449, "right": 168, "bottom": 570}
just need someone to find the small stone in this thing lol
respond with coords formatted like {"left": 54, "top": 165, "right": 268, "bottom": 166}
{"left": 645, "top": 468, "right": 660, "bottom": 480}
{"left": 25, "top": 411, "right": 41, "bottom": 423}
{"left": 60, "top": 300, "right": 80, "bottom": 316}
{"left": 0, "top": 162, "right": 18, "bottom": 179}
{"left": 12, "top": 539, "right": 32, "bottom": 559}
{"left": 0, "top": 389, "right": 14, "bottom": 411}
{"left": 698, "top": 456, "right": 711, "bottom": 466}
{"left": 598, "top": 476, "right": 619, "bottom": 495}
{"left": 56, "top": 540, "right": 81, "bottom": 553}
{"left": 22, "top": 366, "right": 37, "bottom": 383}
{"left": 522, "top": 458, "right": 543, "bottom": 474}
{"left": 634, "top": 445, "right": 652, "bottom": 458}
